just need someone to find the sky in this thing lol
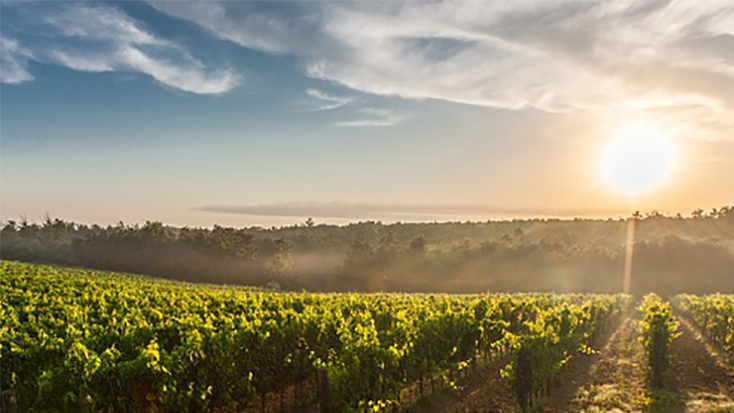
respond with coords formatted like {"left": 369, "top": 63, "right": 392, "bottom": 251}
{"left": 1, "top": 0, "right": 733, "bottom": 227}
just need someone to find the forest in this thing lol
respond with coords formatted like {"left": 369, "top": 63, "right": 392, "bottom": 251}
{"left": 2, "top": 207, "right": 733, "bottom": 296}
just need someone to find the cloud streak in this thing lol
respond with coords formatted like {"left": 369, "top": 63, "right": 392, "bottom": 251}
{"left": 334, "top": 108, "right": 405, "bottom": 128}
{"left": 1, "top": 3, "right": 240, "bottom": 94}
{"left": 303, "top": 88, "right": 355, "bottom": 111}
{"left": 150, "top": 0, "right": 734, "bottom": 138}
{"left": 197, "top": 201, "right": 625, "bottom": 220}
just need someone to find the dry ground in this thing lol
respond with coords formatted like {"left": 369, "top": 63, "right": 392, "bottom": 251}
{"left": 662, "top": 317, "right": 734, "bottom": 413}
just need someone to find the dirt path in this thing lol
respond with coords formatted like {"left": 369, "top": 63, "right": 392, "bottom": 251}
{"left": 543, "top": 316, "right": 647, "bottom": 413}
{"left": 533, "top": 312, "right": 734, "bottom": 413}
{"left": 663, "top": 317, "right": 734, "bottom": 413}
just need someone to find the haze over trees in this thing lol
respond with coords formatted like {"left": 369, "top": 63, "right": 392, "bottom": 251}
{"left": 2, "top": 206, "right": 733, "bottom": 296}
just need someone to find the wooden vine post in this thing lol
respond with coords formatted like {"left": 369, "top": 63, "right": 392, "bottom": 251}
{"left": 317, "top": 367, "right": 331, "bottom": 413}
{"left": 1, "top": 390, "right": 19, "bottom": 413}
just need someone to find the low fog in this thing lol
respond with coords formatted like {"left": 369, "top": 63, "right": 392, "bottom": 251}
{"left": 2, "top": 208, "right": 733, "bottom": 296}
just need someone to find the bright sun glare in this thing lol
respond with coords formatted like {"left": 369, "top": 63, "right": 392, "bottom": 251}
{"left": 602, "top": 125, "right": 675, "bottom": 194}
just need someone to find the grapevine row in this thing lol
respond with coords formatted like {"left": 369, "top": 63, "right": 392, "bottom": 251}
{"left": 638, "top": 293, "right": 678, "bottom": 388}
{"left": 1, "top": 261, "right": 627, "bottom": 412}
{"left": 673, "top": 294, "right": 734, "bottom": 361}
{"left": 505, "top": 295, "right": 625, "bottom": 410}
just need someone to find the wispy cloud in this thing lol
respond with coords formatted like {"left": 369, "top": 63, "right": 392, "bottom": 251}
{"left": 49, "top": 49, "right": 115, "bottom": 72}
{"left": 120, "top": 46, "right": 239, "bottom": 95}
{"left": 43, "top": 4, "right": 162, "bottom": 47}
{"left": 334, "top": 108, "right": 405, "bottom": 128}
{"left": 197, "top": 201, "right": 623, "bottom": 220}
{"left": 0, "top": 38, "right": 34, "bottom": 84}
{"left": 300, "top": 88, "right": 404, "bottom": 127}
{"left": 2, "top": 3, "right": 240, "bottom": 94}
{"left": 150, "top": 0, "right": 734, "bottom": 139}
{"left": 303, "top": 88, "right": 355, "bottom": 111}
{"left": 6, "top": 1, "right": 734, "bottom": 136}
{"left": 149, "top": 1, "right": 330, "bottom": 55}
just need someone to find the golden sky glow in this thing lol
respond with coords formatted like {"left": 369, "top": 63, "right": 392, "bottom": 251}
{"left": 1, "top": 1, "right": 733, "bottom": 227}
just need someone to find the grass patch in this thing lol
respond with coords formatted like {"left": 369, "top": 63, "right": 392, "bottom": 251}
{"left": 685, "top": 392, "right": 734, "bottom": 413}
{"left": 575, "top": 384, "right": 636, "bottom": 413}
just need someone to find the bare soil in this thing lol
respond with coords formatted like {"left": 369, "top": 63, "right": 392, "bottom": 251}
{"left": 662, "top": 318, "right": 734, "bottom": 413}
{"left": 544, "top": 316, "right": 647, "bottom": 413}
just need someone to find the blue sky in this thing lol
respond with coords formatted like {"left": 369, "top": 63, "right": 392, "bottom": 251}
{"left": 2, "top": 1, "right": 733, "bottom": 227}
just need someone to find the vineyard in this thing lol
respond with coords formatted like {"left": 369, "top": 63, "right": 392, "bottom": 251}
{"left": 2, "top": 261, "right": 734, "bottom": 413}
{"left": 0, "top": 261, "right": 629, "bottom": 412}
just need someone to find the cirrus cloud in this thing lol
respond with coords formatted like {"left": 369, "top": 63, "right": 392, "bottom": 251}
{"left": 150, "top": 0, "right": 734, "bottom": 137}
{"left": 303, "top": 88, "right": 356, "bottom": 112}
{"left": 0, "top": 38, "right": 34, "bottom": 84}
{"left": 1, "top": 3, "right": 240, "bottom": 95}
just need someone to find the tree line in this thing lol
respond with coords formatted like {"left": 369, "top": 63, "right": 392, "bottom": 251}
{"left": 1, "top": 206, "right": 733, "bottom": 295}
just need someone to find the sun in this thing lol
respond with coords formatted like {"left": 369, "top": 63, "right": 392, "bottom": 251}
{"left": 601, "top": 124, "right": 675, "bottom": 194}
